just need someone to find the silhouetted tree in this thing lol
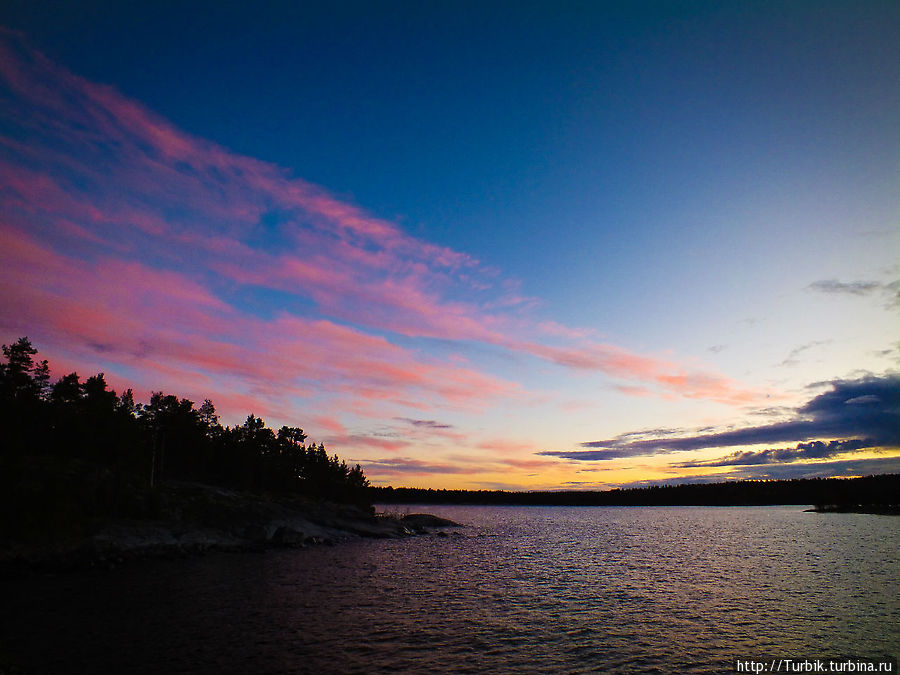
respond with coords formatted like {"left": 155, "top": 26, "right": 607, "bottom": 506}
{"left": 198, "top": 399, "right": 219, "bottom": 430}
{"left": 0, "top": 336, "right": 370, "bottom": 503}
{"left": 51, "top": 373, "right": 82, "bottom": 405}
{"left": 348, "top": 464, "right": 369, "bottom": 489}
{"left": 1, "top": 337, "right": 41, "bottom": 400}
{"left": 1, "top": 338, "right": 46, "bottom": 454}
{"left": 140, "top": 393, "right": 211, "bottom": 485}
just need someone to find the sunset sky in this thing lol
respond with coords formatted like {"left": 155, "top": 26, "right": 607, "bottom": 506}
{"left": 1, "top": 1, "right": 898, "bottom": 489}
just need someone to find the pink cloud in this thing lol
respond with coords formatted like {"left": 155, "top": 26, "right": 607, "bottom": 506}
{"left": 477, "top": 439, "right": 541, "bottom": 454}
{"left": 326, "top": 436, "right": 414, "bottom": 454}
{"left": 496, "top": 456, "right": 562, "bottom": 471}
{"left": 356, "top": 452, "right": 563, "bottom": 484}
{"left": 0, "top": 25, "right": 765, "bottom": 450}
{"left": 1, "top": 224, "right": 516, "bottom": 428}
{"left": 309, "top": 415, "right": 348, "bottom": 436}
{"left": 536, "top": 320, "right": 599, "bottom": 340}
{"left": 359, "top": 457, "right": 482, "bottom": 476}
{"left": 614, "top": 384, "right": 656, "bottom": 398}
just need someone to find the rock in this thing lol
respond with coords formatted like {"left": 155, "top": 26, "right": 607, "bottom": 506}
{"left": 241, "top": 524, "right": 270, "bottom": 547}
{"left": 2, "top": 477, "right": 467, "bottom": 571}
{"left": 400, "top": 514, "right": 461, "bottom": 529}
{"left": 271, "top": 526, "right": 306, "bottom": 546}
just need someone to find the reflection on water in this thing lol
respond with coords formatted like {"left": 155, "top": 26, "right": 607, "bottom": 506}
{"left": 2, "top": 506, "right": 897, "bottom": 673}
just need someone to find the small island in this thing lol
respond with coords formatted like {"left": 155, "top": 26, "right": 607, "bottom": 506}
{"left": 804, "top": 503, "right": 900, "bottom": 515}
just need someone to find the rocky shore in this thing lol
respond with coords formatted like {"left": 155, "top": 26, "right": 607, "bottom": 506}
{"left": 804, "top": 503, "right": 900, "bottom": 515}
{"left": 1, "top": 481, "right": 460, "bottom": 570}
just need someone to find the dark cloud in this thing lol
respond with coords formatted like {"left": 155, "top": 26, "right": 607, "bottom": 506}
{"left": 674, "top": 439, "right": 872, "bottom": 468}
{"left": 608, "top": 427, "right": 683, "bottom": 442}
{"left": 809, "top": 279, "right": 900, "bottom": 306}
{"left": 393, "top": 417, "right": 455, "bottom": 430}
{"left": 613, "top": 456, "right": 900, "bottom": 488}
{"left": 810, "top": 280, "right": 883, "bottom": 295}
{"left": 540, "top": 374, "right": 900, "bottom": 461}
{"left": 566, "top": 427, "right": 682, "bottom": 454}
{"left": 722, "top": 456, "right": 900, "bottom": 480}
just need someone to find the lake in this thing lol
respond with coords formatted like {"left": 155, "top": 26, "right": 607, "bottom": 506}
{"left": 1, "top": 505, "right": 897, "bottom": 673}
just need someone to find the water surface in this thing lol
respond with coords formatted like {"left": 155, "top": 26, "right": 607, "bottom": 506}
{"left": 2, "top": 506, "right": 897, "bottom": 673}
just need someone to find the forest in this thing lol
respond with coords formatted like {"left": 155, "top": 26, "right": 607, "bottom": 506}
{"left": 371, "top": 474, "right": 900, "bottom": 508}
{"left": 0, "top": 337, "right": 370, "bottom": 523}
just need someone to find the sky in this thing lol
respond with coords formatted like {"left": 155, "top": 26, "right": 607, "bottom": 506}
{"left": 1, "top": 1, "right": 898, "bottom": 490}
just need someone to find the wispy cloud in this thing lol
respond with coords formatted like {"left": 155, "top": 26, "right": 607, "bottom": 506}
{"left": 394, "top": 418, "right": 455, "bottom": 430}
{"left": 673, "top": 439, "right": 873, "bottom": 468}
{"left": 539, "top": 374, "right": 900, "bottom": 461}
{"left": 1, "top": 226, "right": 516, "bottom": 420}
{"left": 358, "top": 452, "right": 561, "bottom": 483}
{"left": 0, "top": 27, "right": 760, "bottom": 443}
{"left": 358, "top": 457, "right": 481, "bottom": 476}
{"left": 779, "top": 340, "right": 831, "bottom": 367}
{"left": 809, "top": 278, "right": 900, "bottom": 307}
{"left": 613, "top": 456, "right": 900, "bottom": 487}
{"left": 715, "top": 456, "right": 900, "bottom": 480}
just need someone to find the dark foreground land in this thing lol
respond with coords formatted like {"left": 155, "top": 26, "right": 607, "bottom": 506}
{"left": 1, "top": 458, "right": 459, "bottom": 570}
{"left": 0, "top": 337, "right": 457, "bottom": 570}
{"left": 369, "top": 473, "right": 900, "bottom": 510}
{"left": 4, "top": 467, "right": 897, "bottom": 571}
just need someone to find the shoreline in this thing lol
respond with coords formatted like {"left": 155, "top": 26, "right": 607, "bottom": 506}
{"left": 804, "top": 504, "right": 900, "bottom": 515}
{"left": 1, "top": 481, "right": 460, "bottom": 571}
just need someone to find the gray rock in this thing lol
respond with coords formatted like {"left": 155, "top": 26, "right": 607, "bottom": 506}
{"left": 271, "top": 526, "right": 306, "bottom": 546}
{"left": 400, "top": 514, "right": 461, "bottom": 529}
{"left": 241, "top": 524, "right": 270, "bottom": 545}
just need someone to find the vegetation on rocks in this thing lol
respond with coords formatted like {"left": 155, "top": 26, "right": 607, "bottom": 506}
{"left": 0, "top": 337, "right": 393, "bottom": 567}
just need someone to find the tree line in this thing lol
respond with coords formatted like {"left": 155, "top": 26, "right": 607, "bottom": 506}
{"left": 369, "top": 474, "right": 900, "bottom": 507}
{"left": 0, "top": 337, "right": 369, "bottom": 503}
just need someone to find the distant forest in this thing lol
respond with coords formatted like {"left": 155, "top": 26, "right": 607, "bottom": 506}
{"left": 0, "top": 337, "right": 369, "bottom": 505}
{"left": 370, "top": 474, "right": 900, "bottom": 508}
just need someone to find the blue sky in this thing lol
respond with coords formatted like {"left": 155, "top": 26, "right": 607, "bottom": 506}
{"left": 1, "top": 1, "right": 898, "bottom": 488}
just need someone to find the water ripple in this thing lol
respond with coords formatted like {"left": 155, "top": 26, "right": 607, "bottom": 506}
{"left": 1, "top": 506, "right": 897, "bottom": 673}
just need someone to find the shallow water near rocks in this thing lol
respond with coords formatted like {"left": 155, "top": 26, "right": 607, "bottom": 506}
{"left": 2, "top": 505, "right": 897, "bottom": 673}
